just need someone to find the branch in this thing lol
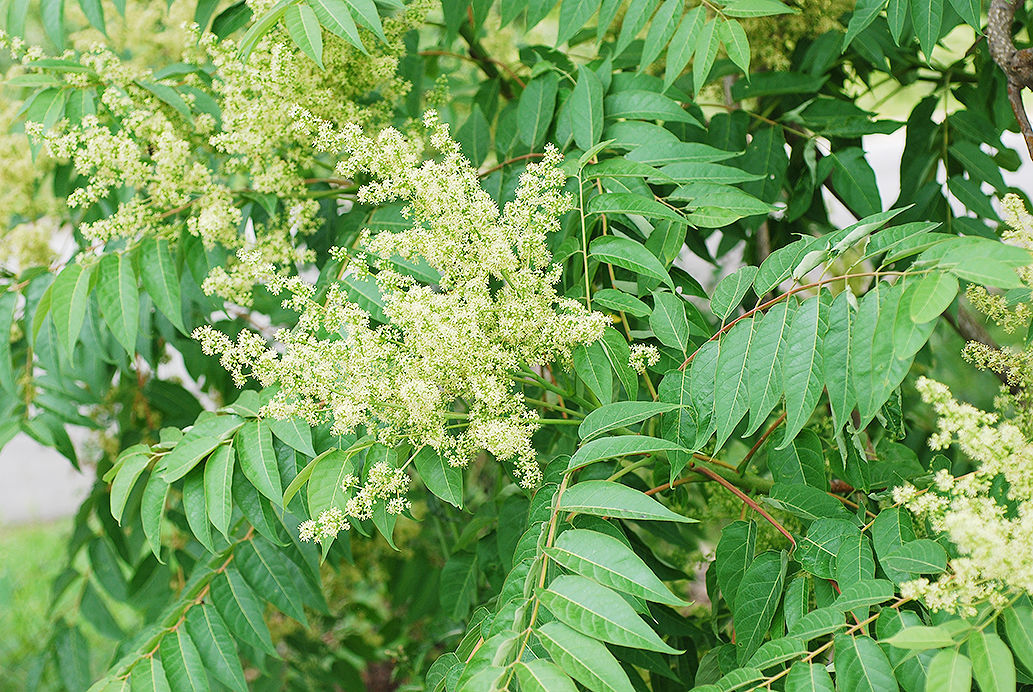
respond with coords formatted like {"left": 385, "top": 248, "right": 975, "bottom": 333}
{"left": 989, "top": 0, "right": 1033, "bottom": 160}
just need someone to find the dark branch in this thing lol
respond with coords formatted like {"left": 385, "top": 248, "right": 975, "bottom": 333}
{"left": 989, "top": 0, "right": 1033, "bottom": 160}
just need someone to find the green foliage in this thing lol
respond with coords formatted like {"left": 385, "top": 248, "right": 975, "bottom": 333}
{"left": 2, "top": 0, "right": 1033, "bottom": 689}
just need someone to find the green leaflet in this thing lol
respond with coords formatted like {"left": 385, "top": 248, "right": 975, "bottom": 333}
{"left": 182, "top": 468, "right": 215, "bottom": 553}
{"left": 237, "top": 536, "right": 308, "bottom": 623}
{"left": 547, "top": 529, "right": 688, "bottom": 606}
{"left": 822, "top": 290, "right": 854, "bottom": 433}
{"left": 746, "top": 637, "right": 806, "bottom": 670}
{"left": 911, "top": 0, "right": 943, "bottom": 58}
{"left": 139, "top": 237, "right": 186, "bottom": 333}
{"left": 159, "top": 626, "right": 208, "bottom": 692}
{"left": 832, "top": 579, "right": 895, "bottom": 612}
{"left": 797, "top": 518, "right": 856, "bottom": 579}
{"left": 881, "top": 539, "right": 947, "bottom": 575}
{"left": 592, "top": 288, "right": 651, "bottom": 317}
{"left": 595, "top": 231, "right": 673, "bottom": 289}
{"left": 514, "top": 660, "right": 578, "bottom": 692}
{"left": 714, "top": 519, "right": 757, "bottom": 605}
{"left": 96, "top": 252, "right": 139, "bottom": 356}
{"left": 851, "top": 281, "right": 935, "bottom": 428}
{"left": 267, "top": 416, "right": 316, "bottom": 458}
{"left": 733, "top": 550, "right": 787, "bottom": 663}
{"left": 604, "top": 90, "right": 699, "bottom": 126}
{"left": 778, "top": 293, "right": 829, "bottom": 448}
{"left": 663, "top": 6, "right": 704, "bottom": 89}
{"left": 235, "top": 420, "right": 283, "bottom": 506}
{"left": 569, "top": 67, "right": 604, "bottom": 148}
{"left": 785, "top": 662, "right": 835, "bottom": 691}
{"left": 50, "top": 261, "right": 94, "bottom": 360}
{"left": 693, "top": 18, "right": 719, "bottom": 95}
{"left": 787, "top": 606, "right": 847, "bottom": 642}
{"left": 766, "top": 483, "right": 852, "bottom": 523}
{"left": 210, "top": 567, "right": 277, "bottom": 657}
{"left": 163, "top": 414, "right": 244, "bottom": 483}
{"left": 1004, "top": 607, "right": 1033, "bottom": 674}
{"left": 649, "top": 290, "right": 689, "bottom": 353}
{"left": 711, "top": 266, "right": 757, "bottom": 320}
{"left": 768, "top": 430, "right": 827, "bottom": 489}
{"left": 926, "top": 649, "right": 972, "bottom": 692}
{"left": 204, "top": 444, "right": 234, "bottom": 539}
{"left": 713, "top": 316, "right": 755, "bottom": 450}
{"left": 413, "top": 446, "right": 463, "bottom": 508}
{"left": 579, "top": 401, "right": 680, "bottom": 441}
{"left": 109, "top": 444, "right": 151, "bottom": 524}
{"left": 556, "top": 0, "right": 598, "bottom": 45}
{"left": 883, "top": 625, "right": 956, "bottom": 650}
{"left": 835, "top": 532, "right": 875, "bottom": 586}
{"left": 141, "top": 470, "right": 169, "bottom": 561}
{"left": 573, "top": 340, "right": 613, "bottom": 404}
{"left": 308, "top": 447, "right": 359, "bottom": 518}
{"left": 535, "top": 621, "right": 635, "bottom": 692}
{"left": 540, "top": 575, "right": 680, "bottom": 653}
{"left": 907, "top": 271, "right": 958, "bottom": 323}
{"left": 558, "top": 480, "right": 696, "bottom": 523}
{"left": 834, "top": 634, "right": 899, "bottom": 692}
{"left": 586, "top": 192, "right": 686, "bottom": 224}
{"left": 184, "top": 605, "right": 247, "bottom": 692}
{"left": 307, "top": 0, "right": 363, "bottom": 52}
{"left": 689, "top": 340, "right": 719, "bottom": 447}
{"left": 130, "top": 655, "right": 171, "bottom": 692}
{"left": 717, "top": 17, "right": 749, "bottom": 75}
{"left": 518, "top": 73, "right": 559, "bottom": 149}
{"left": 566, "top": 435, "right": 683, "bottom": 473}
{"left": 439, "top": 552, "right": 479, "bottom": 620}
{"left": 745, "top": 299, "right": 793, "bottom": 435}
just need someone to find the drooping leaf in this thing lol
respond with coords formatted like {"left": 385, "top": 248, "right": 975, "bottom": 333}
{"left": 733, "top": 550, "right": 788, "bottom": 663}
{"left": 97, "top": 252, "right": 139, "bottom": 356}
{"left": 413, "top": 446, "right": 463, "bottom": 508}
{"left": 185, "top": 605, "right": 247, "bottom": 692}
{"left": 210, "top": 567, "right": 277, "bottom": 657}
{"left": 779, "top": 294, "right": 829, "bottom": 447}
{"left": 160, "top": 626, "right": 209, "bottom": 692}
{"left": 139, "top": 237, "right": 186, "bottom": 333}
{"left": 713, "top": 316, "right": 755, "bottom": 450}
{"left": 235, "top": 420, "right": 283, "bottom": 506}
{"left": 518, "top": 72, "right": 559, "bottom": 149}
{"left": 50, "top": 261, "right": 94, "bottom": 359}
{"left": 570, "top": 66, "right": 604, "bottom": 151}
{"left": 715, "top": 519, "right": 757, "bottom": 604}
{"left": 204, "top": 444, "right": 234, "bottom": 539}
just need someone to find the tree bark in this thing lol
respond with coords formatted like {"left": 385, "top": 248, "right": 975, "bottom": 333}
{"left": 989, "top": 0, "right": 1033, "bottom": 159}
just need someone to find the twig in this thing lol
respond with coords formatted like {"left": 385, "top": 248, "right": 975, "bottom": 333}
{"left": 477, "top": 153, "right": 545, "bottom": 178}
{"left": 737, "top": 411, "right": 786, "bottom": 474}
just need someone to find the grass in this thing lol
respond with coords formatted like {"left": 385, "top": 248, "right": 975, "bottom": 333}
{"left": 0, "top": 520, "right": 71, "bottom": 689}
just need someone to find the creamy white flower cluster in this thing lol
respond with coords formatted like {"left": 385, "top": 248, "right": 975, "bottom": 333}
{"left": 197, "top": 116, "right": 607, "bottom": 499}
{"left": 5, "top": 0, "right": 430, "bottom": 303}
{"left": 894, "top": 376, "right": 1033, "bottom": 615}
